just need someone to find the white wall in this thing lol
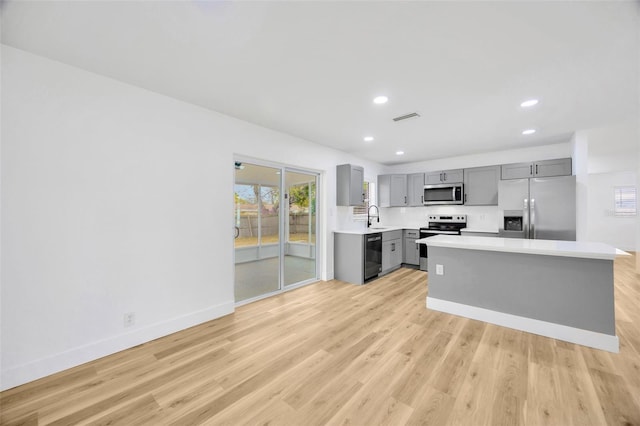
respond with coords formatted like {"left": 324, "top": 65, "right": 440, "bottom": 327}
{"left": 587, "top": 172, "right": 637, "bottom": 251}
{"left": 587, "top": 121, "right": 639, "bottom": 174}
{"left": 582, "top": 120, "right": 639, "bottom": 251}
{"left": 572, "top": 131, "right": 589, "bottom": 242}
{"left": 0, "top": 46, "right": 384, "bottom": 390}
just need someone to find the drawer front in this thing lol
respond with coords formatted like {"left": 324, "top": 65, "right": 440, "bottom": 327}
{"left": 404, "top": 229, "right": 419, "bottom": 238}
{"left": 382, "top": 230, "right": 403, "bottom": 241}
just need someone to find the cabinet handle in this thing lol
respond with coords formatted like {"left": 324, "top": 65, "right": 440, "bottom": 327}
{"left": 391, "top": 243, "right": 395, "bottom": 251}
{"left": 530, "top": 165, "right": 533, "bottom": 175}
{"left": 443, "top": 172, "right": 447, "bottom": 181}
{"left": 404, "top": 196, "right": 407, "bottom": 204}
{"left": 535, "top": 164, "right": 538, "bottom": 175}
{"left": 421, "top": 195, "right": 423, "bottom": 203}
{"left": 464, "top": 193, "right": 467, "bottom": 203}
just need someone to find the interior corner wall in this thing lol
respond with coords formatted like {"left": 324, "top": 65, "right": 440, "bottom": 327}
{"left": 637, "top": 124, "right": 640, "bottom": 273}
{"left": 637, "top": 2, "right": 640, "bottom": 273}
{"left": 0, "top": 45, "right": 384, "bottom": 390}
{"left": 571, "top": 131, "right": 589, "bottom": 242}
{"left": 637, "top": 152, "right": 640, "bottom": 273}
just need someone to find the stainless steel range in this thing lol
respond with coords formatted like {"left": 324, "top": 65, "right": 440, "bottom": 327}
{"left": 419, "top": 214, "right": 466, "bottom": 271}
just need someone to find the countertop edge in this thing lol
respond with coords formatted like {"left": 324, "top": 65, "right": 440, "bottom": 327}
{"left": 416, "top": 236, "right": 617, "bottom": 261}
{"left": 333, "top": 226, "right": 413, "bottom": 235}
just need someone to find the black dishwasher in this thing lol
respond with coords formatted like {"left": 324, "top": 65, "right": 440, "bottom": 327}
{"left": 364, "top": 233, "right": 382, "bottom": 281}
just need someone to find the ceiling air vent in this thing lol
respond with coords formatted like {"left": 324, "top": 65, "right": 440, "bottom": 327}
{"left": 392, "top": 112, "right": 420, "bottom": 122}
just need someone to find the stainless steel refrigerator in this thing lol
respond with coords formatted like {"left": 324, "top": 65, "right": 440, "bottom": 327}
{"left": 498, "top": 175, "right": 576, "bottom": 241}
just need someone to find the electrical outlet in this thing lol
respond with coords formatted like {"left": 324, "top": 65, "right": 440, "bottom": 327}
{"left": 436, "top": 264, "right": 444, "bottom": 275}
{"left": 124, "top": 312, "right": 135, "bottom": 328}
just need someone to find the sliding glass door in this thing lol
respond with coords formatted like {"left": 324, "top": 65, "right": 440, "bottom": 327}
{"left": 234, "top": 163, "right": 281, "bottom": 302}
{"left": 284, "top": 170, "right": 317, "bottom": 287}
{"left": 234, "top": 160, "right": 318, "bottom": 303}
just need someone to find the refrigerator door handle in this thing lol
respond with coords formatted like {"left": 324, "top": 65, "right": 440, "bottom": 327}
{"left": 530, "top": 198, "right": 536, "bottom": 239}
{"left": 523, "top": 198, "right": 529, "bottom": 239}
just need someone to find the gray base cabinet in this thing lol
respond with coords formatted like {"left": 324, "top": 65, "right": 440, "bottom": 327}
{"left": 463, "top": 165, "right": 499, "bottom": 205}
{"left": 403, "top": 229, "right": 420, "bottom": 265}
{"left": 335, "top": 230, "right": 404, "bottom": 285}
{"left": 336, "top": 164, "right": 364, "bottom": 206}
{"left": 334, "top": 233, "right": 366, "bottom": 284}
{"left": 381, "top": 230, "right": 402, "bottom": 274}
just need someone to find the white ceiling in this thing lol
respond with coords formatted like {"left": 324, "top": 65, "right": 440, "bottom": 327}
{"left": 2, "top": 1, "right": 638, "bottom": 165}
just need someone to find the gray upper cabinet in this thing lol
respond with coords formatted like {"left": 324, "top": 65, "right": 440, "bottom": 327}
{"left": 534, "top": 158, "right": 572, "bottom": 178}
{"left": 501, "top": 158, "right": 572, "bottom": 180}
{"left": 463, "top": 165, "right": 499, "bottom": 205}
{"left": 336, "top": 164, "right": 364, "bottom": 206}
{"left": 378, "top": 174, "right": 407, "bottom": 207}
{"left": 500, "top": 162, "right": 533, "bottom": 180}
{"left": 425, "top": 169, "right": 464, "bottom": 184}
{"left": 407, "top": 173, "right": 425, "bottom": 206}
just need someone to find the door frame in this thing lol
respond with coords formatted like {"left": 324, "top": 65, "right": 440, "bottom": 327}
{"left": 233, "top": 155, "right": 321, "bottom": 306}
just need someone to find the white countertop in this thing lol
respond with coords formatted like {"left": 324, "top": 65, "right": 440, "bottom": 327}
{"left": 333, "top": 226, "right": 406, "bottom": 235}
{"left": 416, "top": 235, "right": 621, "bottom": 260}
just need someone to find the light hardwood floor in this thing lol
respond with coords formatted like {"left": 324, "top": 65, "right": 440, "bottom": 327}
{"left": 2, "top": 254, "right": 639, "bottom": 425}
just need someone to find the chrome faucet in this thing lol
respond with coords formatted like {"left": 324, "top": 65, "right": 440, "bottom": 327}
{"left": 367, "top": 205, "right": 380, "bottom": 228}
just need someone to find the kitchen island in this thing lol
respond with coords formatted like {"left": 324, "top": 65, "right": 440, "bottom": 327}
{"left": 418, "top": 235, "right": 621, "bottom": 352}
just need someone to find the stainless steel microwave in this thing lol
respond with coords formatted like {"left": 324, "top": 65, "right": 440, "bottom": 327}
{"left": 423, "top": 183, "right": 464, "bottom": 205}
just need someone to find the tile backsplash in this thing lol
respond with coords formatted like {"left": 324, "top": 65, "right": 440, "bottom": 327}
{"left": 379, "top": 205, "right": 500, "bottom": 230}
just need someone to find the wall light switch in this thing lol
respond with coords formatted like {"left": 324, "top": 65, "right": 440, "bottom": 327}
{"left": 436, "top": 264, "right": 444, "bottom": 275}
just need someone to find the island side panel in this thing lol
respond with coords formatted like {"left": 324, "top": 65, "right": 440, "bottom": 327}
{"left": 334, "top": 233, "right": 365, "bottom": 285}
{"left": 427, "top": 246, "right": 615, "bottom": 335}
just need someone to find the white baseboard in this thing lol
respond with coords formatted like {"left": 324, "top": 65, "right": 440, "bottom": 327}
{"left": 426, "top": 297, "right": 619, "bottom": 353}
{"left": 1, "top": 301, "right": 235, "bottom": 391}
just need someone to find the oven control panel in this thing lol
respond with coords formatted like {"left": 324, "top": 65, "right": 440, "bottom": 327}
{"left": 428, "top": 215, "right": 466, "bottom": 223}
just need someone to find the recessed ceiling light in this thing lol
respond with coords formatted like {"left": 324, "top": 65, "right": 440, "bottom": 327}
{"left": 520, "top": 99, "right": 539, "bottom": 108}
{"left": 522, "top": 129, "right": 536, "bottom": 135}
{"left": 364, "top": 136, "right": 374, "bottom": 142}
{"left": 373, "top": 96, "right": 389, "bottom": 105}
{"left": 396, "top": 150, "right": 405, "bottom": 156}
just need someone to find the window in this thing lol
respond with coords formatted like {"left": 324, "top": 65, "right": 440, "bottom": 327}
{"left": 614, "top": 186, "right": 637, "bottom": 216}
{"left": 353, "top": 181, "right": 375, "bottom": 217}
